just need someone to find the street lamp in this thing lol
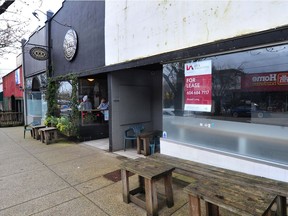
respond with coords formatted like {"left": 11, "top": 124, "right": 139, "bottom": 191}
{"left": 32, "top": 9, "right": 72, "bottom": 28}
{"left": 32, "top": 11, "right": 41, "bottom": 21}
{"left": 32, "top": 9, "right": 54, "bottom": 24}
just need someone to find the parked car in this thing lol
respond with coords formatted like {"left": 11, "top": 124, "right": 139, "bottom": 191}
{"left": 163, "top": 108, "right": 175, "bottom": 116}
{"left": 230, "top": 104, "right": 266, "bottom": 118}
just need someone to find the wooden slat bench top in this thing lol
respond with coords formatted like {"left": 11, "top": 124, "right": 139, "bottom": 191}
{"left": 38, "top": 127, "right": 57, "bottom": 131}
{"left": 149, "top": 153, "right": 288, "bottom": 197}
{"left": 32, "top": 125, "right": 46, "bottom": 129}
{"left": 184, "top": 178, "right": 277, "bottom": 216}
{"left": 120, "top": 158, "right": 175, "bottom": 180}
{"left": 138, "top": 130, "right": 162, "bottom": 138}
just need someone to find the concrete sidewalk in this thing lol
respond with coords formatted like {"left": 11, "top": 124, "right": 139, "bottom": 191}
{"left": 0, "top": 126, "right": 188, "bottom": 216}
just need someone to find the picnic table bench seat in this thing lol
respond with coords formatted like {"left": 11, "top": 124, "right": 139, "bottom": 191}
{"left": 38, "top": 127, "right": 58, "bottom": 144}
{"left": 31, "top": 125, "right": 46, "bottom": 140}
{"left": 147, "top": 153, "right": 288, "bottom": 216}
{"left": 184, "top": 177, "right": 277, "bottom": 216}
{"left": 137, "top": 130, "right": 162, "bottom": 156}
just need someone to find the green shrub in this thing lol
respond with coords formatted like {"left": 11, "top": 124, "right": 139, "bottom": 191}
{"left": 44, "top": 116, "right": 58, "bottom": 127}
{"left": 56, "top": 116, "right": 78, "bottom": 137}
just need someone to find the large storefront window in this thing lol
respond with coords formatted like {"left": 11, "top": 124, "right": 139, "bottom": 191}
{"left": 78, "top": 76, "right": 108, "bottom": 125}
{"left": 163, "top": 44, "right": 288, "bottom": 165}
{"left": 78, "top": 77, "right": 108, "bottom": 110}
{"left": 58, "top": 81, "right": 73, "bottom": 117}
{"left": 27, "top": 92, "right": 42, "bottom": 116}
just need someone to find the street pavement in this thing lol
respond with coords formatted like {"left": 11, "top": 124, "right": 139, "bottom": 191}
{"left": 0, "top": 126, "right": 188, "bottom": 216}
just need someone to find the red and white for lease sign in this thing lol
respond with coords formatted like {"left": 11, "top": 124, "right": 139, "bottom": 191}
{"left": 184, "top": 60, "right": 212, "bottom": 112}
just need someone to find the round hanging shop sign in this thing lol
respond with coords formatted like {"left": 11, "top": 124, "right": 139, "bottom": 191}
{"left": 63, "top": 29, "right": 78, "bottom": 61}
{"left": 29, "top": 47, "right": 49, "bottom": 61}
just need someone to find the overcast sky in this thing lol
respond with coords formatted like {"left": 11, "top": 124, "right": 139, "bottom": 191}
{"left": 0, "top": 0, "right": 63, "bottom": 80}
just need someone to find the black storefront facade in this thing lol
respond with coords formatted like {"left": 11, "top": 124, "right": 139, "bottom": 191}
{"left": 23, "top": 1, "right": 108, "bottom": 139}
{"left": 49, "top": 1, "right": 109, "bottom": 141}
{"left": 46, "top": 1, "right": 163, "bottom": 152}
{"left": 23, "top": 1, "right": 288, "bottom": 181}
{"left": 23, "top": 1, "right": 162, "bottom": 151}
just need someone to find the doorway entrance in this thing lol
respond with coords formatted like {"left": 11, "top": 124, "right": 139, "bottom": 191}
{"left": 78, "top": 74, "right": 109, "bottom": 140}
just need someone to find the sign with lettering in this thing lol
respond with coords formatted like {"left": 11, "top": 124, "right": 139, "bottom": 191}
{"left": 184, "top": 60, "right": 212, "bottom": 112}
{"left": 63, "top": 29, "right": 78, "bottom": 61}
{"left": 29, "top": 47, "right": 49, "bottom": 61}
{"left": 242, "top": 72, "right": 288, "bottom": 91}
{"left": 15, "top": 68, "right": 20, "bottom": 85}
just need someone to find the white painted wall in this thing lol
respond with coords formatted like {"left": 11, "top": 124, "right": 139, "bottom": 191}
{"left": 16, "top": 53, "right": 22, "bottom": 68}
{"left": 105, "top": 0, "right": 288, "bottom": 65}
{"left": 105, "top": 0, "right": 288, "bottom": 181}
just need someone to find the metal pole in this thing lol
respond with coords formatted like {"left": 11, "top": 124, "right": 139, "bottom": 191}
{"left": 21, "top": 39, "right": 28, "bottom": 125}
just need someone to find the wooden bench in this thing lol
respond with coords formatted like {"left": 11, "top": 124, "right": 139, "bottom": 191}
{"left": 120, "top": 158, "right": 175, "bottom": 216}
{"left": 137, "top": 130, "right": 162, "bottom": 156}
{"left": 31, "top": 125, "right": 46, "bottom": 140}
{"left": 184, "top": 177, "right": 277, "bottom": 216}
{"left": 148, "top": 153, "right": 288, "bottom": 216}
{"left": 38, "top": 127, "right": 58, "bottom": 144}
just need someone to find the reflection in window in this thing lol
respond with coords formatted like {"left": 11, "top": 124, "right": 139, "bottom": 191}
{"left": 163, "top": 44, "right": 288, "bottom": 165}
{"left": 163, "top": 44, "right": 288, "bottom": 126}
{"left": 57, "top": 81, "right": 73, "bottom": 116}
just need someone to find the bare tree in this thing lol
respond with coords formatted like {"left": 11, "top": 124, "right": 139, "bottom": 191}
{"left": 0, "top": 0, "right": 43, "bottom": 57}
{"left": 163, "top": 62, "right": 185, "bottom": 114}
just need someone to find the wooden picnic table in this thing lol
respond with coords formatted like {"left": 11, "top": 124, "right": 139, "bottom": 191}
{"left": 31, "top": 125, "right": 46, "bottom": 140}
{"left": 121, "top": 158, "right": 175, "bottom": 216}
{"left": 137, "top": 130, "right": 162, "bottom": 156}
{"left": 38, "top": 127, "right": 58, "bottom": 144}
{"left": 184, "top": 177, "right": 277, "bottom": 216}
{"left": 148, "top": 153, "right": 288, "bottom": 216}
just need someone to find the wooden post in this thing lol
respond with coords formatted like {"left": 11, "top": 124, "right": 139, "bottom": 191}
{"left": 145, "top": 178, "right": 158, "bottom": 216}
{"left": 143, "top": 138, "right": 150, "bottom": 156}
{"left": 45, "top": 131, "right": 49, "bottom": 144}
{"left": 276, "top": 196, "right": 287, "bottom": 216}
{"left": 54, "top": 130, "right": 58, "bottom": 140}
{"left": 121, "top": 169, "right": 130, "bottom": 203}
{"left": 137, "top": 137, "right": 141, "bottom": 154}
{"left": 188, "top": 195, "right": 201, "bottom": 216}
{"left": 164, "top": 172, "right": 174, "bottom": 208}
{"left": 40, "top": 130, "right": 45, "bottom": 143}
